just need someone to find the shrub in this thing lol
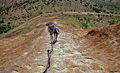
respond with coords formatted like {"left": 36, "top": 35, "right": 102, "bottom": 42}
{"left": 108, "top": 20, "right": 116, "bottom": 25}
{"left": 93, "top": 7, "right": 102, "bottom": 13}
{"left": 0, "top": 23, "right": 15, "bottom": 34}
{"left": 82, "top": 23, "right": 88, "bottom": 29}
{"left": 0, "top": 20, "right": 4, "bottom": 24}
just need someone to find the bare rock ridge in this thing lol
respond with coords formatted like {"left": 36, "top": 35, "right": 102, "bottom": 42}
{"left": 0, "top": 19, "right": 120, "bottom": 73}
{"left": 82, "top": 24, "right": 120, "bottom": 72}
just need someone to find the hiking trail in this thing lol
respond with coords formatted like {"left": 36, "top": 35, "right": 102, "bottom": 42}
{"left": 0, "top": 19, "right": 120, "bottom": 73}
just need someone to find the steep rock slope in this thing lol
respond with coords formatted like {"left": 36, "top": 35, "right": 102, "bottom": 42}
{"left": 80, "top": 24, "right": 120, "bottom": 72}
{"left": 0, "top": 19, "right": 120, "bottom": 73}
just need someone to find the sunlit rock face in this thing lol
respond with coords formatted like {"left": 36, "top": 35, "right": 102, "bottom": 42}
{"left": 0, "top": 19, "right": 120, "bottom": 73}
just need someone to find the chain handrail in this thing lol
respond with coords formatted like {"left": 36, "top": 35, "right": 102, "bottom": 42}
{"left": 43, "top": 35, "right": 53, "bottom": 73}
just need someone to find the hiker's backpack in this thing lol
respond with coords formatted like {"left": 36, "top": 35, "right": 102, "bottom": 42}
{"left": 49, "top": 24, "right": 54, "bottom": 30}
{"left": 55, "top": 28, "right": 58, "bottom": 32}
{"left": 54, "top": 27, "right": 59, "bottom": 33}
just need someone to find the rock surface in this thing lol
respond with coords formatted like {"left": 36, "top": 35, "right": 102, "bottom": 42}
{"left": 0, "top": 20, "right": 120, "bottom": 73}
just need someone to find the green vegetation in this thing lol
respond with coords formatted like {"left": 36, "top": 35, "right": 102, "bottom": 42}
{"left": 108, "top": 16, "right": 120, "bottom": 25}
{"left": 57, "top": 17, "right": 82, "bottom": 28}
{"left": 56, "top": 16, "right": 96, "bottom": 29}
{"left": 0, "top": 0, "right": 120, "bottom": 37}
{"left": 0, "top": 23, "right": 15, "bottom": 34}
{"left": 0, "top": 6, "right": 11, "bottom": 12}
{"left": 56, "top": 14, "right": 120, "bottom": 29}
{"left": 16, "top": 26, "right": 29, "bottom": 35}
{"left": 0, "top": 20, "right": 4, "bottom": 24}
{"left": 1, "top": 0, "right": 120, "bottom": 25}
{"left": 15, "top": 24, "right": 35, "bottom": 35}
{"left": 92, "top": 6, "right": 102, "bottom": 13}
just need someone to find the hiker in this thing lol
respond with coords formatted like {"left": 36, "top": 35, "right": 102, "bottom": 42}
{"left": 53, "top": 27, "right": 59, "bottom": 42}
{"left": 46, "top": 22, "right": 55, "bottom": 40}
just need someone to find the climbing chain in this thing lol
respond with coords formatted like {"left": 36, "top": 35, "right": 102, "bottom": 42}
{"left": 43, "top": 35, "right": 53, "bottom": 73}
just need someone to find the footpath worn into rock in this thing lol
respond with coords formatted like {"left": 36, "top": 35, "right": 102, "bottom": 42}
{"left": 0, "top": 19, "right": 120, "bottom": 73}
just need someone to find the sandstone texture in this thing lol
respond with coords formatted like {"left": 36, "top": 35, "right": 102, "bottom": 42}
{"left": 0, "top": 19, "right": 120, "bottom": 73}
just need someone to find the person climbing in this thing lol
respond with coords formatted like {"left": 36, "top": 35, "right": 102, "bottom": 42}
{"left": 46, "top": 22, "right": 55, "bottom": 40}
{"left": 52, "top": 27, "right": 59, "bottom": 44}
